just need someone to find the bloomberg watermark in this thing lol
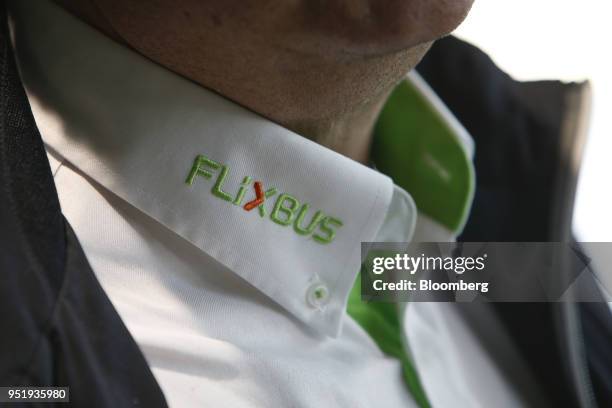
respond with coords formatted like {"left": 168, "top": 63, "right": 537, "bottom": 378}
{"left": 361, "top": 242, "right": 611, "bottom": 302}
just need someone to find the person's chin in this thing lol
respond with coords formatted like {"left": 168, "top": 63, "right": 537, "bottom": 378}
{"left": 307, "top": 0, "right": 474, "bottom": 57}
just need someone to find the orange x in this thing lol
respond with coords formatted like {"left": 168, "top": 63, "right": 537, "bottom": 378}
{"left": 243, "top": 181, "right": 265, "bottom": 211}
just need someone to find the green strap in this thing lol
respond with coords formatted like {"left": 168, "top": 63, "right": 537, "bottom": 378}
{"left": 347, "top": 77, "right": 476, "bottom": 406}
{"left": 348, "top": 273, "right": 430, "bottom": 408}
{"left": 372, "top": 79, "right": 474, "bottom": 233}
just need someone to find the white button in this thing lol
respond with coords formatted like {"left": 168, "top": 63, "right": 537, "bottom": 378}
{"left": 306, "top": 283, "right": 330, "bottom": 310}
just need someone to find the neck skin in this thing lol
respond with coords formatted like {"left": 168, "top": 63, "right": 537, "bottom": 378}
{"left": 288, "top": 95, "right": 390, "bottom": 164}
{"left": 54, "top": 0, "right": 433, "bottom": 164}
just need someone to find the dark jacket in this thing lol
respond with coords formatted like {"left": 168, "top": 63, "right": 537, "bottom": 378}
{"left": 418, "top": 37, "right": 612, "bottom": 407}
{"left": 0, "top": 1, "right": 610, "bottom": 406}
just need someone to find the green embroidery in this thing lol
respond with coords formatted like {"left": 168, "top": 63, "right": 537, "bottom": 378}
{"left": 186, "top": 154, "right": 344, "bottom": 244}
{"left": 313, "top": 216, "right": 343, "bottom": 244}
{"left": 212, "top": 165, "right": 233, "bottom": 201}
{"left": 294, "top": 204, "right": 325, "bottom": 235}
{"left": 233, "top": 176, "right": 253, "bottom": 205}
{"left": 185, "top": 155, "right": 221, "bottom": 185}
{"left": 271, "top": 193, "right": 299, "bottom": 226}
{"left": 258, "top": 188, "right": 278, "bottom": 217}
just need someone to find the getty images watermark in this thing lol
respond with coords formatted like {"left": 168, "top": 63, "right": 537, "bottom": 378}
{"left": 371, "top": 252, "right": 489, "bottom": 293}
{"left": 361, "top": 242, "right": 612, "bottom": 302}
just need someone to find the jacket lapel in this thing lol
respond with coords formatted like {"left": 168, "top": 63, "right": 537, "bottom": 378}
{"left": 0, "top": 2, "right": 167, "bottom": 405}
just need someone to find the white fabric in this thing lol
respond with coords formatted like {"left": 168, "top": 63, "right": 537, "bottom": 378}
{"left": 45, "top": 152, "right": 415, "bottom": 407}
{"left": 372, "top": 186, "right": 417, "bottom": 243}
{"left": 402, "top": 217, "right": 525, "bottom": 408}
{"left": 9, "top": 1, "right": 523, "bottom": 407}
{"left": 404, "top": 303, "right": 525, "bottom": 408}
{"left": 10, "top": 0, "right": 393, "bottom": 338}
{"left": 412, "top": 212, "right": 456, "bottom": 243}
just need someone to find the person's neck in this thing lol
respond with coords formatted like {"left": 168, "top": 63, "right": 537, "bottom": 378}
{"left": 53, "top": 0, "right": 402, "bottom": 165}
{"left": 286, "top": 94, "right": 389, "bottom": 164}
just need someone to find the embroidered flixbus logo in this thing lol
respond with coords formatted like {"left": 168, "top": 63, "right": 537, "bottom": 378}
{"left": 185, "top": 154, "right": 343, "bottom": 244}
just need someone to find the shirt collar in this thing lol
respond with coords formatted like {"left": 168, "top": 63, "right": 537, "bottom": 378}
{"left": 10, "top": 0, "right": 400, "bottom": 337}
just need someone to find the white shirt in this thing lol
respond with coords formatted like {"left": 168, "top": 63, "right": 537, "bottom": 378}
{"left": 9, "top": 1, "right": 526, "bottom": 407}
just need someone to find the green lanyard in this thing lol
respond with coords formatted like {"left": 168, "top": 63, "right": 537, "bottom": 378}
{"left": 348, "top": 274, "right": 431, "bottom": 408}
{"left": 347, "top": 76, "right": 475, "bottom": 407}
